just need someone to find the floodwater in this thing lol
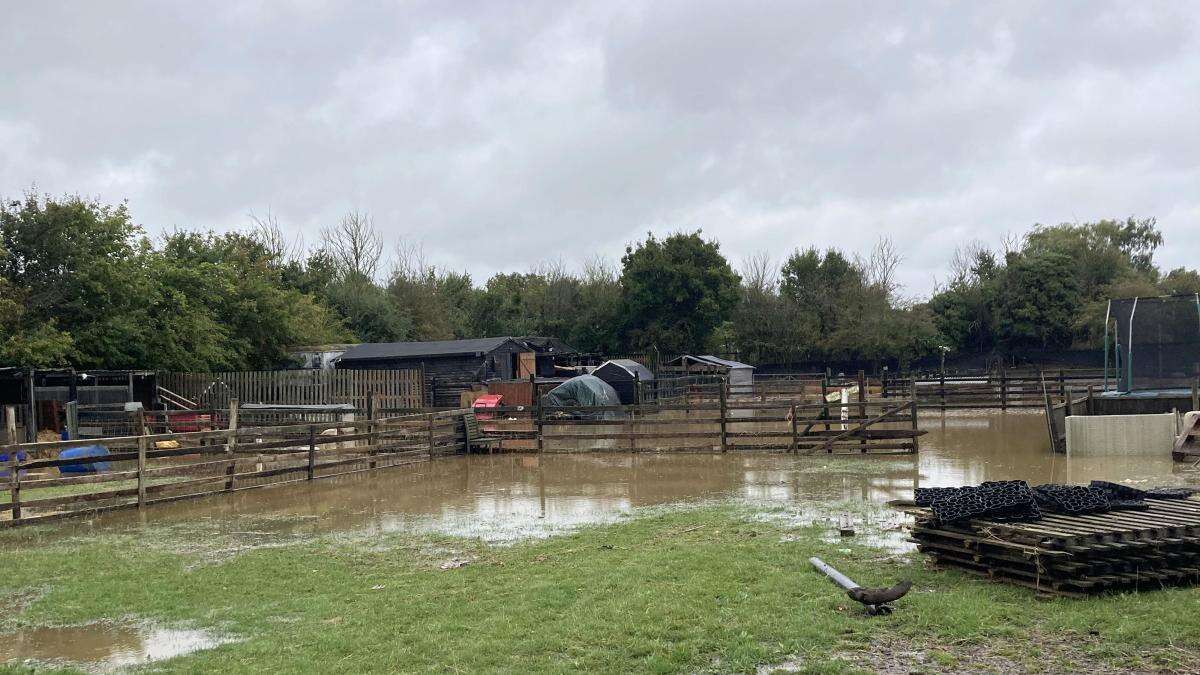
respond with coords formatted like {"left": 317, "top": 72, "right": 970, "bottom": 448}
{"left": 0, "top": 624, "right": 229, "bottom": 671}
{"left": 4, "top": 410, "right": 1195, "bottom": 668}
{"left": 24, "top": 409, "right": 1191, "bottom": 545}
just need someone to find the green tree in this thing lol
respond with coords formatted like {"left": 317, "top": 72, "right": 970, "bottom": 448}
{"left": 619, "top": 232, "right": 740, "bottom": 353}
{"left": 995, "top": 251, "right": 1080, "bottom": 350}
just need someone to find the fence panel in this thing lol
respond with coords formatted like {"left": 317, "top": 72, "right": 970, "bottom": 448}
{"left": 160, "top": 370, "right": 423, "bottom": 411}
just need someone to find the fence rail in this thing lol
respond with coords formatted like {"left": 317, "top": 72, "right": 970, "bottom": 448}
{"left": 1, "top": 401, "right": 468, "bottom": 528}
{"left": 159, "top": 369, "right": 424, "bottom": 411}
{"left": 882, "top": 369, "right": 1106, "bottom": 410}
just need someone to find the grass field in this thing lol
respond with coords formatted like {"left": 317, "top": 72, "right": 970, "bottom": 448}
{"left": 2, "top": 504, "right": 1199, "bottom": 673}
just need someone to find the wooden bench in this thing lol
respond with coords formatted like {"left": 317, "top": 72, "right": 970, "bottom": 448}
{"left": 463, "top": 412, "right": 503, "bottom": 454}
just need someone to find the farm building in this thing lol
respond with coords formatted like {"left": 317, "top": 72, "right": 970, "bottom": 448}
{"left": 592, "top": 359, "right": 654, "bottom": 404}
{"left": 0, "top": 368, "right": 158, "bottom": 442}
{"left": 335, "top": 337, "right": 576, "bottom": 407}
{"left": 663, "top": 355, "right": 755, "bottom": 394}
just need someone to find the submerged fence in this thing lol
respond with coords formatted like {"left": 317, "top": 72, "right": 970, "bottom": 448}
{"left": 2, "top": 403, "right": 468, "bottom": 528}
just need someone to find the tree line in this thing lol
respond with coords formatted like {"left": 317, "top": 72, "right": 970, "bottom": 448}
{"left": 2, "top": 192, "right": 1196, "bottom": 372}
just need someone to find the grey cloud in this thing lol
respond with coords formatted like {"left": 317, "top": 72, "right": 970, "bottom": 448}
{"left": 2, "top": 1, "right": 1197, "bottom": 293}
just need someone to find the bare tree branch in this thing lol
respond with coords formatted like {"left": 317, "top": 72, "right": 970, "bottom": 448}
{"left": 322, "top": 210, "right": 383, "bottom": 280}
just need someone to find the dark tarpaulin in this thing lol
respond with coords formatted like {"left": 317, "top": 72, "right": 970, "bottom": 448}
{"left": 542, "top": 375, "right": 622, "bottom": 419}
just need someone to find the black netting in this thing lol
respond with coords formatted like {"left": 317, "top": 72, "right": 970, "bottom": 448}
{"left": 919, "top": 481, "right": 1195, "bottom": 524}
{"left": 1110, "top": 295, "right": 1200, "bottom": 391}
{"left": 1032, "top": 484, "right": 1109, "bottom": 515}
{"left": 926, "top": 481, "right": 1041, "bottom": 524}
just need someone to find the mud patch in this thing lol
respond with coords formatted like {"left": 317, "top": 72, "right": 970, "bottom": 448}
{"left": 0, "top": 623, "right": 233, "bottom": 672}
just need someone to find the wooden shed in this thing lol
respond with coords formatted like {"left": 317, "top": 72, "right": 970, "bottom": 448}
{"left": 591, "top": 359, "right": 654, "bottom": 404}
{"left": 663, "top": 355, "right": 755, "bottom": 394}
{"left": 336, "top": 337, "right": 527, "bottom": 407}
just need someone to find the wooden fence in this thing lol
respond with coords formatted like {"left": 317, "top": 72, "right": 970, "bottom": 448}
{"left": 478, "top": 394, "right": 921, "bottom": 455}
{"left": 1, "top": 402, "right": 468, "bottom": 528}
{"left": 883, "top": 369, "right": 1106, "bottom": 410}
{"left": 159, "top": 369, "right": 424, "bottom": 411}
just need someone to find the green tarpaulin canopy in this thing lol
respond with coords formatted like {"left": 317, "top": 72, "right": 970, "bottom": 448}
{"left": 542, "top": 375, "right": 622, "bottom": 418}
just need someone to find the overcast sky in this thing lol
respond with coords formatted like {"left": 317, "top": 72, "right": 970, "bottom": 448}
{"left": 2, "top": 1, "right": 1197, "bottom": 297}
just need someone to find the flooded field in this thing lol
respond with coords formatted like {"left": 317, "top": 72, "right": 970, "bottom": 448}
{"left": 19, "top": 410, "right": 1191, "bottom": 544}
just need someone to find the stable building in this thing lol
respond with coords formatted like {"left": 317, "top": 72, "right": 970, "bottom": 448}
{"left": 591, "top": 359, "right": 654, "bottom": 404}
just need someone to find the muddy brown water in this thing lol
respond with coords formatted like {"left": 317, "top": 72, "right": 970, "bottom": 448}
{"left": 16, "top": 410, "right": 1190, "bottom": 544}
{"left": 0, "top": 624, "right": 229, "bottom": 671}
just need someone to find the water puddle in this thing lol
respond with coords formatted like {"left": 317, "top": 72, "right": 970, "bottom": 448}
{"left": 10, "top": 411, "right": 1195, "bottom": 550}
{"left": 0, "top": 624, "right": 231, "bottom": 671}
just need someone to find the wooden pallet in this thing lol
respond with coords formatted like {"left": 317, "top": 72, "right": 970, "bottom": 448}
{"left": 896, "top": 497, "right": 1200, "bottom": 597}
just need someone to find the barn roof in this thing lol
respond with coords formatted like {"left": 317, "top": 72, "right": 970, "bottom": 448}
{"left": 338, "top": 337, "right": 520, "bottom": 361}
{"left": 595, "top": 358, "right": 655, "bottom": 380}
{"left": 667, "top": 355, "right": 755, "bottom": 370}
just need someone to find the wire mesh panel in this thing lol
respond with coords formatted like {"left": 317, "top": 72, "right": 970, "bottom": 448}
{"left": 1110, "top": 294, "right": 1200, "bottom": 391}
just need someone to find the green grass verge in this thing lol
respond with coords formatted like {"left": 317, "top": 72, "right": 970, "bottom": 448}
{"left": 1, "top": 506, "right": 1199, "bottom": 673}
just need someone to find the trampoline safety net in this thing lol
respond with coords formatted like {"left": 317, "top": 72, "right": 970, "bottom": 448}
{"left": 1108, "top": 294, "right": 1200, "bottom": 391}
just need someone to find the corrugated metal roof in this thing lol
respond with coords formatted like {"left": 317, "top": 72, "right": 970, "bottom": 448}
{"left": 338, "top": 337, "right": 519, "bottom": 361}
{"left": 596, "top": 358, "right": 655, "bottom": 380}
{"left": 667, "top": 355, "right": 755, "bottom": 370}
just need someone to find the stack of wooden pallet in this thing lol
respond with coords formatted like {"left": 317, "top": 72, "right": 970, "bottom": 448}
{"left": 897, "top": 497, "right": 1200, "bottom": 597}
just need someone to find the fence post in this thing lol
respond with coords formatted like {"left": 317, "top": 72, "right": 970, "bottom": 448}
{"left": 821, "top": 375, "right": 830, "bottom": 431}
{"left": 999, "top": 366, "right": 1008, "bottom": 411}
{"left": 427, "top": 413, "right": 435, "bottom": 458}
{"left": 857, "top": 370, "right": 867, "bottom": 452}
{"left": 939, "top": 370, "right": 946, "bottom": 410}
{"left": 1192, "top": 377, "right": 1199, "bottom": 412}
{"left": 535, "top": 392, "right": 544, "bottom": 452}
{"left": 225, "top": 398, "right": 239, "bottom": 491}
{"left": 719, "top": 382, "right": 728, "bottom": 452}
{"left": 634, "top": 372, "right": 642, "bottom": 405}
{"left": 307, "top": 424, "right": 317, "bottom": 480}
{"left": 136, "top": 408, "right": 148, "bottom": 509}
{"left": 1058, "top": 369, "right": 1066, "bottom": 403}
{"left": 367, "top": 391, "right": 378, "bottom": 470}
{"left": 1086, "top": 385, "right": 1095, "bottom": 416}
{"left": 6, "top": 405, "right": 19, "bottom": 521}
{"left": 910, "top": 382, "right": 920, "bottom": 454}
{"left": 789, "top": 403, "right": 797, "bottom": 453}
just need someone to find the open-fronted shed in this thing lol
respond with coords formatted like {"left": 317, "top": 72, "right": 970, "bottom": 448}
{"left": 663, "top": 355, "right": 755, "bottom": 394}
{"left": 591, "top": 359, "right": 653, "bottom": 404}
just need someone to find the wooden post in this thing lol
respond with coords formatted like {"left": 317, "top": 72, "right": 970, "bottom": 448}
{"left": 856, "top": 370, "right": 867, "bottom": 453}
{"left": 427, "top": 413, "right": 435, "bottom": 458}
{"left": 25, "top": 368, "right": 36, "bottom": 443}
{"left": 136, "top": 408, "right": 148, "bottom": 508}
{"left": 1192, "top": 377, "right": 1199, "bottom": 412}
{"left": 6, "top": 403, "right": 19, "bottom": 520}
{"left": 3, "top": 405, "right": 14, "bottom": 446}
{"left": 225, "top": 398, "right": 238, "bottom": 491}
{"left": 1086, "top": 385, "right": 1095, "bottom": 416}
{"left": 1058, "top": 369, "right": 1066, "bottom": 403}
{"left": 1065, "top": 387, "right": 1073, "bottom": 417}
{"left": 718, "top": 381, "right": 728, "bottom": 452}
{"left": 910, "top": 382, "right": 920, "bottom": 454}
{"left": 820, "top": 375, "right": 830, "bottom": 431}
{"left": 999, "top": 366, "right": 1008, "bottom": 411}
{"left": 789, "top": 402, "right": 797, "bottom": 453}
{"left": 633, "top": 372, "right": 641, "bottom": 405}
{"left": 939, "top": 370, "right": 946, "bottom": 411}
{"left": 367, "top": 391, "right": 378, "bottom": 470}
{"left": 7, "top": 445, "right": 18, "bottom": 523}
{"left": 535, "top": 390, "right": 544, "bottom": 452}
{"left": 307, "top": 424, "right": 317, "bottom": 480}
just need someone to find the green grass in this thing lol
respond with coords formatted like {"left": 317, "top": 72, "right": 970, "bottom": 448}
{"left": 2, "top": 506, "right": 1199, "bottom": 673}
